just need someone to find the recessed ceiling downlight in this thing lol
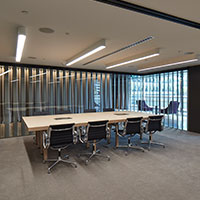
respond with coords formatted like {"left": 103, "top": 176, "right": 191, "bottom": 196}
{"left": 21, "top": 10, "right": 29, "bottom": 14}
{"left": 39, "top": 27, "right": 55, "bottom": 33}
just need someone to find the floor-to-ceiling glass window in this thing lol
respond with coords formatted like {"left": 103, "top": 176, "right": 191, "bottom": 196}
{"left": 94, "top": 76, "right": 101, "bottom": 112}
{"left": 130, "top": 69, "right": 188, "bottom": 130}
{"left": 130, "top": 75, "right": 141, "bottom": 111}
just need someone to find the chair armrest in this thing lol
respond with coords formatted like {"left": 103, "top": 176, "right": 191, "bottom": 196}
{"left": 73, "top": 129, "right": 78, "bottom": 144}
{"left": 161, "top": 122, "right": 164, "bottom": 131}
{"left": 140, "top": 123, "right": 144, "bottom": 134}
{"left": 115, "top": 123, "right": 126, "bottom": 137}
{"left": 43, "top": 131, "right": 50, "bottom": 149}
{"left": 78, "top": 126, "right": 88, "bottom": 143}
{"left": 106, "top": 126, "right": 111, "bottom": 140}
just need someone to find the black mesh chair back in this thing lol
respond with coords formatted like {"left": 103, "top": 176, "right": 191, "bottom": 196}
{"left": 147, "top": 115, "right": 163, "bottom": 132}
{"left": 125, "top": 117, "right": 143, "bottom": 135}
{"left": 84, "top": 109, "right": 96, "bottom": 113}
{"left": 33, "top": 111, "right": 49, "bottom": 116}
{"left": 87, "top": 120, "right": 108, "bottom": 141}
{"left": 49, "top": 123, "right": 75, "bottom": 147}
{"left": 56, "top": 110, "right": 72, "bottom": 114}
{"left": 103, "top": 108, "right": 114, "bottom": 112}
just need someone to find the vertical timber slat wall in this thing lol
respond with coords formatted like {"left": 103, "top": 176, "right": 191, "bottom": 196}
{"left": 0, "top": 65, "right": 130, "bottom": 138}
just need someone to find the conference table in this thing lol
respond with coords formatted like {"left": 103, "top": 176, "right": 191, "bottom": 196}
{"left": 23, "top": 111, "right": 152, "bottom": 161}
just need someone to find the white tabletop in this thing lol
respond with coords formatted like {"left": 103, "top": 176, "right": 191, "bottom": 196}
{"left": 23, "top": 111, "right": 153, "bottom": 132}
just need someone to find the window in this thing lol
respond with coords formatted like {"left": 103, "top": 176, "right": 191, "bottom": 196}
{"left": 130, "top": 70, "right": 188, "bottom": 130}
{"left": 94, "top": 78, "right": 101, "bottom": 112}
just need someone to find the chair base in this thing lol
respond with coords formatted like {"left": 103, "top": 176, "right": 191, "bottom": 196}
{"left": 115, "top": 137, "right": 145, "bottom": 155}
{"left": 141, "top": 141, "right": 165, "bottom": 151}
{"left": 47, "top": 151, "right": 77, "bottom": 174}
{"left": 116, "top": 143, "right": 145, "bottom": 155}
{"left": 78, "top": 144, "right": 110, "bottom": 165}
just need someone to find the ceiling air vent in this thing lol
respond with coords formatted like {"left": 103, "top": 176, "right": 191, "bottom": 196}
{"left": 83, "top": 36, "right": 154, "bottom": 65}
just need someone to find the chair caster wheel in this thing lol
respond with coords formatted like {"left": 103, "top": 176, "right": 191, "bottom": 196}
{"left": 74, "top": 164, "right": 77, "bottom": 168}
{"left": 163, "top": 146, "right": 165, "bottom": 148}
{"left": 85, "top": 160, "right": 89, "bottom": 165}
{"left": 64, "top": 155, "right": 69, "bottom": 159}
{"left": 48, "top": 170, "right": 51, "bottom": 174}
{"left": 107, "top": 157, "right": 110, "bottom": 161}
{"left": 125, "top": 152, "right": 128, "bottom": 156}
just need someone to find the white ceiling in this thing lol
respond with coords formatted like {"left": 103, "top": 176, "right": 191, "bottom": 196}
{"left": 0, "top": 0, "right": 200, "bottom": 73}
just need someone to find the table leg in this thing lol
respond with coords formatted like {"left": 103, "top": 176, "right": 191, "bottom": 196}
{"left": 115, "top": 124, "right": 119, "bottom": 148}
{"left": 35, "top": 131, "right": 38, "bottom": 145}
{"left": 36, "top": 131, "right": 40, "bottom": 147}
{"left": 39, "top": 131, "right": 43, "bottom": 154}
{"left": 43, "top": 148, "right": 48, "bottom": 161}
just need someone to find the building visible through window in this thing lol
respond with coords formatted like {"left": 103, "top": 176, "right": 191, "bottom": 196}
{"left": 130, "top": 70, "right": 188, "bottom": 130}
{"left": 94, "top": 79, "right": 101, "bottom": 112}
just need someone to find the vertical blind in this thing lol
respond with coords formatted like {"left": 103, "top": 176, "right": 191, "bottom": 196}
{"left": 0, "top": 65, "right": 130, "bottom": 138}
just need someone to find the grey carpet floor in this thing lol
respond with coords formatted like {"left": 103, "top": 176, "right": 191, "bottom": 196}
{"left": 0, "top": 128, "right": 200, "bottom": 200}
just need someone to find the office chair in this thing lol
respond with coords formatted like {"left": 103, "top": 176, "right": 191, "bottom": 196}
{"left": 137, "top": 100, "right": 153, "bottom": 111}
{"left": 142, "top": 115, "right": 165, "bottom": 150}
{"left": 84, "top": 108, "right": 96, "bottom": 113}
{"left": 78, "top": 120, "right": 111, "bottom": 165}
{"left": 103, "top": 108, "right": 114, "bottom": 112}
{"left": 56, "top": 110, "right": 72, "bottom": 114}
{"left": 116, "top": 117, "right": 145, "bottom": 155}
{"left": 43, "top": 123, "right": 78, "bottom": 173}
{"left": 160, "top": 101, "right": 179, "bottom": 114}
{"left": 33, "top": 111, "right": 49, "bottom": 116}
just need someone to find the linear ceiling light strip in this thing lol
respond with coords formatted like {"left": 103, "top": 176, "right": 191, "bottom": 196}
{"left": 83, "top": 36, "right": 154, "bottom": 65}
{"left": 106, "top": 52, "right": 159, "bottom": 69}
{"left": 138, "top": 59, "right": 198, "bottom": 72}
{"left": 95, "top": 0, "right": 200, "bottom": 30}
{"left": 16, "top": 26, "right": 26, "bottom": 62}
{"left": 66, "top": 39, "right": 106, "bottom": 66}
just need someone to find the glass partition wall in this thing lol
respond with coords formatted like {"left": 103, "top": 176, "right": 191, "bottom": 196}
{"left": 130, "top": 70, "right": 188, "bottom": 130}
{"left": 0, "top": 64, "right": 188, "bottom": 138}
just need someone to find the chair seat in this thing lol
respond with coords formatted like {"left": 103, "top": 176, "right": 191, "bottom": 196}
{"left": 118, "top": 129, "right": 138, "bottom": 136}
